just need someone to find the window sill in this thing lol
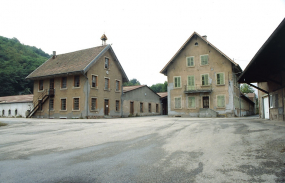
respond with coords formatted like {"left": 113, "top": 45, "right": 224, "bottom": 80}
{"left": 174, "top": 108, "right": 182, "bottom": 110}
{"left": 90, "top": 109, "right": 98, "bottom": 112}
{"left": 201, "top": 85, "right": 210, "bottom": 87}
{"left": 60, "top": 88, "right": 67, "bottom": 90}
{"left": 38, "top": 90, "right": 44, "bottom": 92}
{"left": 72, "top": 110, "right": 80, "bottom": 112}
{"left": 174, "top": 87, "right": 182, "bottom": 89}
{"left": 216, "top": 107, "right": 225, "bottom": 109}
{"left": 73, "top": 87, "right": 81, "bottom": 89}
{"left": 187, "top": 108, "right": 196, "bottom": 109}
{"left": 187, "top": 66, "right": 195, "bottom": 68}
{"left": 104, "top": 89, "right": 110, "bottom": 92}
{"left": 115, "top": 90, "right": 121, "bottom": 93}
{"left": 216, "top": 84, "right": 225, "bottom": 86}
{"left": 91, "top": 87, "right": 98, "bottom": 89}
{"left": 60, "top": 110, "right": 67, "bottom": 112}
{"left": 200, "top": 64, "right": 209, "bottom": 66}
{"left": 48, "top": 110, "right": 55, "bottom": 111}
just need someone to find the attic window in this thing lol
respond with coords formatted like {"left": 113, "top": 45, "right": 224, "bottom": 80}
{"left": 195, "top": 42, "right": 198, "bottom": 46}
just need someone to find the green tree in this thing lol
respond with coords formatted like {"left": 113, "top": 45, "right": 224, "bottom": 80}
{"left": 123, "top": 78, "right": 141, "bottom": 86}
{"left": 240, "top": 84, "right": 255, "bottom": 93}
{"left": 0, "top": 36, "right": 50, "bottom": 96}
{"left": 150, "top": 81, "right": 168, "bottom": 93}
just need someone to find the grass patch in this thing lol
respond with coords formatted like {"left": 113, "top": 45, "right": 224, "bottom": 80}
{"left": 0, "top": 122, "right": 8, "bottom": 127}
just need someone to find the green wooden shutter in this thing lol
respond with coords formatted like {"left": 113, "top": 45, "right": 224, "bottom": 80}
{"left": 201, "top": 55, "right": 208, "bottom": 65}
{"left": 188, "top": 97, "right": 195, "bottom": 108}
{"left": 220, "top": 73, "right": 224, "bottom": 84}
{"left": 187, "top": 57, "right": 194, "bottom": 66}
{"left": 187, "top": 76, "right": 195, "bottom": 90}
{"left": 178, "top": 77, "right": 181, "bottom": 87}
{"left": 175, "top": 77, "right": 177, "bottom": 87}
{"left": 217, "top": 95, "right": 225, "bottom": 107}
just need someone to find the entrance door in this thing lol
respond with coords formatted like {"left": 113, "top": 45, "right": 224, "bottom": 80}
{"left": 263, "top": 96, "right": 269, "bottom": 119}
{"left": 130, "top": 101, "right": 134, "bottom": 115}
{"left": 203, "top": 96, "right": 209, "bottom": 108}
{"left": 104, "top": 99, "right": 109, "bottom": 115}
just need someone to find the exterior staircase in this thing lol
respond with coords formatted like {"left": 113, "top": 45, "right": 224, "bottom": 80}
{"left": 26, "top": 89, "right": 54, "bottom": 118}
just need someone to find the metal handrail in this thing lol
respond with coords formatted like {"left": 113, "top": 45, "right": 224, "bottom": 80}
{"left": 184, "top": 84, "right": 212, "bottom": 91}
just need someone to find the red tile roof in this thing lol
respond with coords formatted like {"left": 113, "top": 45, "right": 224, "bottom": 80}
{"left": 0, "top": 94, "right": 33, "bottom": 103}
{"left": 123, "top": 85, "right": 145, "bottom": 93}
{"left": 157, "top": 92, "right": 167, "bottom": 98}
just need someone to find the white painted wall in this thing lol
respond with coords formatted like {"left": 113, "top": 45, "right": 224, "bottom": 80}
{"left": 0, "top": 102, "right": 33, "bottom": 117}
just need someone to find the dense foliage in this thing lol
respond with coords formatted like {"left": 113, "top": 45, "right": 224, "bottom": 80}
{"left": 0, "top": 36, "right": 50, "bottom": 96}
{"left": 240, "top": 84, "right": 255, "bottom": 93}
{"left": 123, "top": 78, "right": 141, "bottom": 86}
{"left": 150, "top": 81, "right": 168, "bottom": 93}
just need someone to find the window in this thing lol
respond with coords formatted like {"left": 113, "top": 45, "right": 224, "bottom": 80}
{"left": 91, "top": 98, "right": 97, "bottom": 111}
{"left": 156, "top": 104, "right": 159, "bottom": 113}
{"left": 140, "top": 102, "right": 143, "bottom": 113}
{"left": 187, "top": 75, "right": 195, "bottom": 90}
{"left": 105, "top": 57, "right": 109, "bottom": 69}
{"left": 175, "top": 97, "right": 182, "bottom": 109}
{"left": 39, "top": 80, "right": 43, "bottom": 90}
{"left": 201, "top": 74, "right": 209, "bottom": 86}
{"left": 2, "top": 110, "right": 4, "bottom": 116}
{"left": 61, "top": 77, "right": 67, "bottom": 88}
{"left": 49, "top": 99, "right": 54, "bottom": 110}
{"left": 8, "top": 109, "right": 11, "bottom": 116}
{"left": 105, "top": 78, "right": 110, "bottom": 90}
{"left": 15, "top": 109, "right": 17, "bottom": 116}
{"left": 92, "top": 75, "right": 97, "bottom": 88}
{"left": 73, "top": 98, "right": 79, "bottom": 110}
{"left": 216, "top": 73, "right": 225, "bottom": 85}
{"left": 61, "top": 99, "right": 66, "bottom": 110}
{"left": 174, "top": 76, "right": 181, "bottom": 88}
{"left": 188, "top": 97, "right": 195, "bottom": 108}
{"left": 217, "top": 95, "right": 225, "bottom": 108}
{"left": 148, "top": 103, "right": 151, "bottom": 113}
{"left": 200, "top": 55, "right": 208, "bottom": 65}
{"left": 195, "top": 42, "right": 198, "bottom": 46}
{"left": 74, "top": 75, "right": 80, "bottom": 87}
{"left": 270, "top": 94, "right": 278, "bottom": 108}
{"left": 116, "top": 100, "right": 120, "bottom": 111}
{"left": 186, "top": 56, "right": 194, "bottom": 67}
{"left": 116, "top": 80, "right": 120, "bottom": 91}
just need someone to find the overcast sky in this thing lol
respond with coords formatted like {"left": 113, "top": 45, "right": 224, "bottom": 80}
{"left": 1, "top": 0, "right": 284, "bottom": 86}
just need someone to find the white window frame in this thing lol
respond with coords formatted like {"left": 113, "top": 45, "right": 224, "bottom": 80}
{"left": 174, "top": 97, "right": 182, "bottom": 109}
{"left": 217, "top": 95, "right": 226, "bottom": 108}
{"left": 200, "top": 54, "right": 209, "bottom": 66}
{"left": 188, "top": 96, "right": 196, "bottom": 109}
{"left": 173, "top": 76, "right": 182, "bottom": 88}
{"left": 186, "top": 56, "right": 195, "bottom": 67}
{"left": 216, "top": 72, "right": 225, "bottom": 85}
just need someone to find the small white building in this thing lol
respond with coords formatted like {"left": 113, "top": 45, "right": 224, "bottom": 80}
{"left": 0, "top": 94, "right": 33, "bottom": 117}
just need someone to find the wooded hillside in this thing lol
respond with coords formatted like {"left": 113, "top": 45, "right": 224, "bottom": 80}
{"left": 0, "top": 36, "right": 50, "bottom": 97}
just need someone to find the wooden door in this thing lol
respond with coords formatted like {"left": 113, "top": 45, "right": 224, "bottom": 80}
{"left": 130, "top": 101, "right": 134, "bottom": 115}
{"left": 203, "top": 96, "right": 209, "bottom": 108}
{"left": 263, "top": 96, "right": 269, "bottom": 119}
{"left": 104, "top": 99, "right": 109, "bottom": 115}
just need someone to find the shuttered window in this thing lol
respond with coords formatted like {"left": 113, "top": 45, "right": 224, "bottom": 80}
{"left": 216, "top": 73, "right": 225, "bottom": 85}
{"left": 186, "top": 56, "right": 194, "bottom": 67}
{"left": 201, "top": 55, "right": 208, "bottom": 65}
{"left": 217, "top": 95, "right": 225, "bottom": 108}
{"left": 175, "top": 97, "right": 182, "bottom": 109}
{"left": 188, "top": 97, "right": 195, "bottom": 108}
{"left": 201, "top": 74, "right": 209, "bottom": 86}
{"left": 174, "top": 76, "right": 181, "bottom": 88}
{"left": 187, "top": 76, "right": 195, "bottom": 90}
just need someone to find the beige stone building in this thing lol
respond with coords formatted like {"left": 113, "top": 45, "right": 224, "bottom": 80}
{"left": 160, "top": 32, "right": 253, "bottom": 117}
{"left": 26, "top": 35, "right": 128, "bottom": 118}
{"left": 122, "top": 85, "right": 161, "bottom": 117}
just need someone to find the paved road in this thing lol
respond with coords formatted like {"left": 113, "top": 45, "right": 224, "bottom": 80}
{"left": 0, "top": 116, "right": 285, "bottom": 182}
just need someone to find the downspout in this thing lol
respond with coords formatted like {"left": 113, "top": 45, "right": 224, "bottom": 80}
{"left": 82, "top": 71, "right": 89, "bottom": 119}
{"left": 239, "top": 84, "right": 241, "bottom": 117}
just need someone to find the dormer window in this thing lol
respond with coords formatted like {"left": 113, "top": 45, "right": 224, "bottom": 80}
{"left": 195, "top": 42, "right": 198, "bottom": 46}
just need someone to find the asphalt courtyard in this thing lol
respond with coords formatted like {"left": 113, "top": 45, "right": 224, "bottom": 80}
{"left": 0, "top": 116, "right": 285, "bottom": 183}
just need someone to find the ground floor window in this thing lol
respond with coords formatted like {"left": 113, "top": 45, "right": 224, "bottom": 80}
{"left": 217, "top": 95, "right": 225, "bottom": 108}
{"left": 156, "top": 104, "right": 159, "bottom": 113}
{"left": 73, "top": 98, "right": 79, "bottom": 110}
{"left": 49, "top": 99, "right": 54, "bottom": 110}
{"left": 61, "top": 99, "right": 66, "bottom": 110}
{"left": 91, "top": 98, "right": 97, "bottom": 111}
{"left": 38, "top": 100, "right": 43, "bottom": 111}
{"left": 15, "top": 109, "right": 17, "bottom": 116}
{"left": 8, "top": 109, "right": 11, "bottom": 116}
{"left": 188, "top": 96, "right": 195, "bottom": 108}
{"left": 148, "top": 103, "right": 151, "bottom": 113}
{"left": 116, "top": 100, "right": 120, "bottom": 111}
{"left": 140, "top": 102, "right": 143, "bottom": 113}
{"left": 174, "top": 97, "right": 182, "bottom": 109}
{"left": 2, "top": 110, "right": 4, "bottom": 116}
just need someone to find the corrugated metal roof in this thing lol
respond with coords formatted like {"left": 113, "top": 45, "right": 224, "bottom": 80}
{"left": 160, "top": 32, "right": 242, "bottom": 75}
{"left": 0, "top": 94, "right": 33, "bottom": 103}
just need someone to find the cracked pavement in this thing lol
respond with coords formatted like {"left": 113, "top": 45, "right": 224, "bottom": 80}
{"left": 0, "top": 116, "right": 285, "bottom": 182}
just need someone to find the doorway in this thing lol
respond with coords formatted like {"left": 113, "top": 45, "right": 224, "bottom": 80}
{"left": 104, "top": 99, "right": 109, "bottom": 115}
{"left": 130, "top": 101, "right": 134, "bottom": 115}
{"left": 263, "top": 96, "right": 269, "bottom": 119}
{"left": 203, "top": 96, "right": 209, "bottom": 108}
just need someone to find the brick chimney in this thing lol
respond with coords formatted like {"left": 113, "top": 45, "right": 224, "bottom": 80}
{"left": 52, "top": 51, "right": 56, "bottom": 59}
{"left": 202, "top": 35, "right": 207, "bottom": 40}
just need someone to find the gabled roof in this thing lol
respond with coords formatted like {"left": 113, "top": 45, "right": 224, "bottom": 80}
{"left": 0, "top": 94, "right": 33, "bottom": 104}
{"left": 157, "top": 92, "right": 167, "bottom": 98}
{"left": 123, "top": 85, "right": 160, "bottom": 97}
{"left": 160, "top": 32, "right": 242, "bottom": 75}
{"left": 238, "top": 18, "right": 285, "bottom": 83}
{"left": 26, "top": 44, "right": 129, "bottom": 82}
